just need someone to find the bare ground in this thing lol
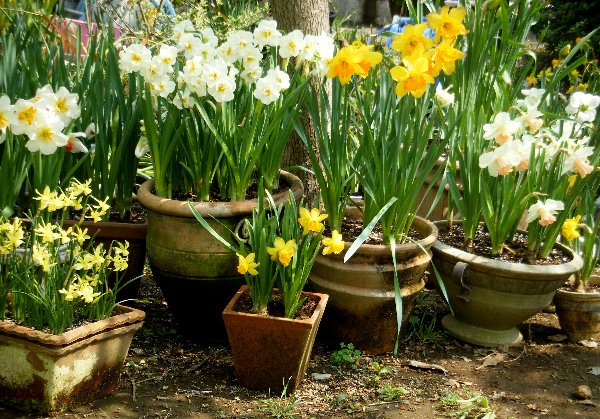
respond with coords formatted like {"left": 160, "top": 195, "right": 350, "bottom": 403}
{"left": 2, "top": 274, "right": 599, "bottom": 419}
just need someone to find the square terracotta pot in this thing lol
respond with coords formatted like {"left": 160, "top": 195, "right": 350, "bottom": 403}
{"left": 223, "top": 286, "right": 328, "bottom": 394}
{"left": 0, "top": 305, "right": 145, "bottom": 414}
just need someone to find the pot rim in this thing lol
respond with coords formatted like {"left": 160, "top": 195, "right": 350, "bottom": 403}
{"left": 0, "top": 304, "right": 145, "bottom": 346}
{"left": 328, "top": 215, "right": 438, "bottom": 257}
{"left": 137, "top": 170, "right": 304, "bottom": 218}
{"left": 223, "top": 284, "right": 329, "bottom": 325}
{"left": 432, "top": 220, "right": 583, "bottom": 277}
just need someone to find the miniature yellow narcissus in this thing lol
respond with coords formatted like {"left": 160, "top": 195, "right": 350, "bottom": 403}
{"left": 322, "top": 230, "right": 344, "bottom": 255}
{"left": 390, "top": 45, "right": 435, "bottom": 98}
{"left": 267, "top": 237, "right": 297, "bottom": 267}
{"left": 427, "top": 6, "right": 468, "bottom": 42}
{"left": 562, "top": 215, "right": 582, "bottom": 241}
{"left": 236, "top": 253, "right": 260, "bottom": 276}
{"left": 391, "top": 23, "right": 433, "bottom": 57}
{"left": 298, "top": 207, "right": 328, "bottom": 235}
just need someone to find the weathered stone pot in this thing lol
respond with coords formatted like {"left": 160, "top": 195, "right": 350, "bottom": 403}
{"left": 432, "top": 220, "right": 583, "bottom": 347}
{"left": 309, "top": 215, "right": 437, "bottom": 355}
{"left": 0, "top": 305, "right": 145, "bottom": 414}
{"left": 222, "top": 285, "right": 328, "bottom": 394}
{"left": 137, "top": 172, "right": 303, "bottom": 340}
{"left": 554, "top": 275, "right": 600, "bottom": 342}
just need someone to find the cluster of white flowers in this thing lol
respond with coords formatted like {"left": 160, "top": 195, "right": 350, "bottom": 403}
{"left": 0, "top": 86, "right": 92, "bottom": 155}
{"left": 119, "top": 19, "right": 334, "bottom": 106}
{"left": 478, "top": 88, "right": 600, "bottom": 227}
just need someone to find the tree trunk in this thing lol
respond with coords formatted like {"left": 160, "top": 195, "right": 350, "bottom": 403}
{"left": 270, "top": 0, "right": 329, "bottom": 204}
{"left": 363, "top": 0, "right": 378, "bottom": 25}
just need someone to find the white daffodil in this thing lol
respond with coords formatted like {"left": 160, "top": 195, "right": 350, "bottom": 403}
{"left": 278, "top": 29, "right": 304, "bottom": 59}
{"left": 202, "top": 59, "right": 231, "bottom": 88}
{"left": 207, "top": 76, "right": 236, "bottom": 103}
{"left": 141, "top": 56, "right": 170, "bottom": 83}
{"left": 478, "top": 141, "right": 521, "bottom": 176}
{"left": 217, "top": 40, "right": 239, "bottom": 64}
{"left": 198, "top": 27, "right": 219, "bottom": 48}
{"left": 178, "top": 33, "right": 204, "bottom": 59}
{"left": 562, "top": 146, "right": 595, "bottom": 178}
{"left": 24, "top": 110, "right": 68, "bottom": 154}
{"left": 119, "top": 43, "right": 151, "bottom": 74}
{"left": 135, "top": 137, "right": 149, "bottom": 158}
{"left": 526, "top": 199, "right": 564, "bottom": 226}
{"left": 11, "top": 99, "right": 44, "bottom": 135}
{"left": 173, "top": 87, "right": 197, "bottom": 109}
{"left": 314, "top": 32, "right": 334, "bottom": 61}
{"left": 0, "top": 95, "right": 13, "bottom": 140}
{"left": 172, "top": 19, "right": 195, "bottom": 42}
{"left": 253, "top": 77, "right": 281, "bottom": 105}
{"left": 518, "top": 106, "right": 543, "bottom": 134}
{"left": 242, "top": 47, "right": 263, "bottom": 70}
{"left": 435, "top": 83, "right": 455, "bottom": 107}
{"left": 240, "top": 67, "right": 262, "bottom": 84}
{"left": 31, "top": 84, "right": 55, "bottom": 108}
{"left": 299, "top": 34, "right": 319, "bottom": 61}
{"left": 565, "top": 91, "right": 600, "bottom": 122}
{"left": 52, "top": 86, "right": 81, "bottom": 125}
{"left": 84, "top": 122, "right": 96, "bottom": 138}
{"left": 266, "top": 67, "right": 290, "bottom": 90}
{"left": 65, "top": 132, "right": 88, "bottom": 153}
{"left": 229, "top": 30, "right": 255, "bottom": 56}
{"left": 157, "top": 45, "right": 178, "bottom": 70}
{"left": 253, "top": 20, "right": 282, "bottom": 48}
{"left": 483, "top": 112, "right": 521, "bottom": 145}
{"left": 150, "top": 77, "right": 176, "bottom": 99}
{"left": 518, "top": 87, "right": 545, "bottom": 109}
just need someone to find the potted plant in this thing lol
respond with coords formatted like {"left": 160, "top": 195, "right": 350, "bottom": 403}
{"left": 300, "top": 3, "right": 466, "bottom": 354}
{"left": 190, "top": 191, "right": 340, "bottom": 393}
{"left": 0, "top": 182, "right": 145, "bottom": 415}
{"left": 555, "top": 170, "right": 600, "bottom": 341}
{"left": 129, "top": 19, "right": 334, "bottom": 339}
{"left": 433, "top": 0, "right": 596, "bottom": 347}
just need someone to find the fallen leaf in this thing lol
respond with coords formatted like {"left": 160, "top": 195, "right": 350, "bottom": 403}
{"left": 461, "top": 356, "right": 472, "bottom": 362}
{"left": 547, "top": 334, "right": 568, "bottom": 342}
{"left": 575, "top": 399, "right": 597, "bottom": 406}
{"left": 445, "top": 379, "right": 460, "bottom": 388}
{"left": 476, "top": 352, "right": 506, "bottom": 369}
{"left": 311, "top": 373, "right": 332, "bottom": 381}
{"left": 579, "top": 340, "right": 598, "bottom": 348}
{"left": 406, "top": 360, "right": 448, "bottom": 374}
{"left": 587, "top": 367, "right": 600, "bottom": 375}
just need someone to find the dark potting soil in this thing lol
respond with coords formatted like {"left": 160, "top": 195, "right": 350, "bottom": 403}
{"left": 170, "top": 180, "right": 290, "bottom": 203}
{"left": 233, "top": 290, "right": 319, "bottom": 320}
{"left": 437, "top": 223, "right": 572, "bottom": 265}
{"left": 327, "top": 215, "right": 425, "bottom": 245}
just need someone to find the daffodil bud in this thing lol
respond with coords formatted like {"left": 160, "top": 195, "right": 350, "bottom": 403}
{"left": 559, "top": 44, "right": 571, "bottom": 58}
{"left": 482, "top": 0, "right": 501, "bottom": 12}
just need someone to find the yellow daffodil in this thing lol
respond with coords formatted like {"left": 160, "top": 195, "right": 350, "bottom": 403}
{"left": 326, "top": 46, "right": 364, "bottom": 85}
{"left": 298, "top": 207, "right": 328, "bottom": 235}
{"left": 431, "top": 39, "right": 465, "bottom": 77}
{"left": 91, "top": 245, "right": 106, "bottom": 266}
{"left": 561, "top": 215, "right": 582, "bottom": 241}
{"left": 5, "top": 217, "right": 24, "bottom": 249}
{"left": 390, "top": 45, "right": 435, "bottom": 98}
{"left": 427, "top": 6, "right": 468, "bottom": 42}
{"left": 32, "top": 244, "right": 55, "bottom": 272}
{"left": 72, "top": 225, "right": 90, "bottom": 245}
{"left": 77, "top": 284, "right": 100, "bottom": 303}
{"left": 237, "top": 252, "right": 260, "bottom": 275}
{"left": 391, "top": 23, "right": 433, "bottom": 57}
{"left": 322, "top": 230, "right": 345, "bottom": 255}
{"left": 59, "top": 284, "right": 79, "bottom": 302}
{"left": 111, "top": 254, "right": 129, "bottom": 271}
{"left": 355, "top": 44, "right": 383, "bottom": 76}
{"left": 266, "top": 237, "right": 297, "bottom": 267}
{"left": 33, "top": 186, "right": 58, "bottom": 211}
{"left": 526, "top": 75, "right": 538, "bottom": 86}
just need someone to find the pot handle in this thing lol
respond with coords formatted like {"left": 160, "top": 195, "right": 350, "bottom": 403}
{"left": 452, "top": 261, "right": 471, "bottom": 303}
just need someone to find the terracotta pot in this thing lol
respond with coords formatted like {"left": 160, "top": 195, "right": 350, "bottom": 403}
{"left": 0, "top": 305, "right": 145, "bottom": 414}
{"left": 415, "top": 156, "right": 462, "bottom": 222}
{"left": 554, "top": 276, "right": 600, "bottom": 341}
{"left": 137, "top": 171, "right": 304, "bottom": 340}
{"left": 222, "top": 285, "right": 328, "bottom": 393}
{"left": 64, "top": 219, "right": 148, "bottom": 303}
{"left": 309, "top": 215, "right": 437, "bottom": 355}
{"left": 432, "top": 220, "right": 583, "bottom": 347}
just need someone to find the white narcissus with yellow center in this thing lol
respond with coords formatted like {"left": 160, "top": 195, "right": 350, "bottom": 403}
{"left": 526, "top": 199, "right": 564, "bottom": 227}
{"left": 483, "top": 112, "right": 521, "bottom": 145}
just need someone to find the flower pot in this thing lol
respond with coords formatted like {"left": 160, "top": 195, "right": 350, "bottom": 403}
{"left": 308, "top": 215, "right": 437, "bottom": 355}
{"left": 63, "top": 219, "right": 148, "bottom": 303}
{"left": 0, "top": 305, "right": 145, "bottom": 414}
{"left": 137, "top": 171, "right": 304, "bottom": 340}
{"left": 432, "top": 220, "right": 583, "bottom": 347}
{"left": 554, "top": 276, "right": 600, "bottom": 342}
{"left": 222, "top": 285, "right": 328, "bottom": 393}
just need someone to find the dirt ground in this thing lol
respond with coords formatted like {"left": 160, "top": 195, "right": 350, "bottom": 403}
{"left": 2, "top": 273, "right": 599, "bottom": 419}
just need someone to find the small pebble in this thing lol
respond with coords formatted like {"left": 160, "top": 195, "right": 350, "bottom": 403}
{"left": 574, "top": 385, "right": 592, "bottom": 400}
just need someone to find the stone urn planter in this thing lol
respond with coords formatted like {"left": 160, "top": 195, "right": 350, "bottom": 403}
{"left": 0, "top": 305, "right": 145, "bottom": 415}
{"left": 432, "top": 220, "right": 583, "bottom": 347}
{"left": 309, "top": 215, "right": 437, "bottom": 355}
{"left": 554, "top": 275, "right": 600, "bottom": 342}
{"left": 222, "top": 285, "right": 328, "bottom": 394}
{"left": 137, "top": 171, "right": 303, "bottom": 340}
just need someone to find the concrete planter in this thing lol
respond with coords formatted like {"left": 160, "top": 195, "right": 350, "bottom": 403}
{"left": 554, "top": 276, "right": 600, "bottom": 342}
{"left": 0, "top": 305, "right": 145, "bottom": 414}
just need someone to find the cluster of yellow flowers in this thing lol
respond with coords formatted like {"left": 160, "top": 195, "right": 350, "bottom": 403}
{"left": 325, "top": 6, "right": 467, "bottom": 98}
{"left": 0, "top": 180, "right": 130, "bottom": 305}
{"left": 236, "top": 207, "right": 345, "bottom": 276}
